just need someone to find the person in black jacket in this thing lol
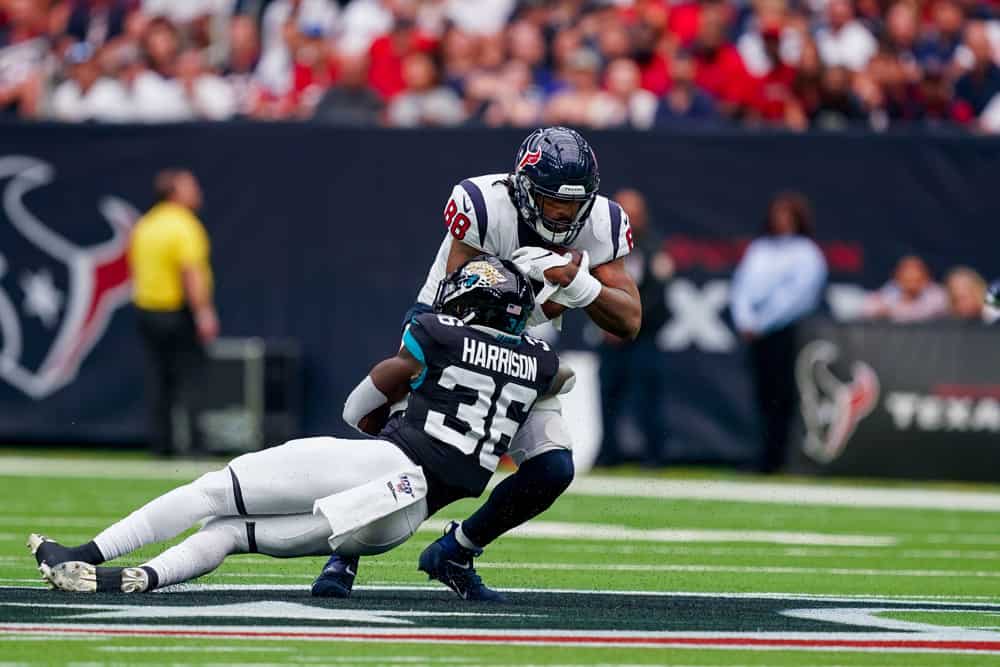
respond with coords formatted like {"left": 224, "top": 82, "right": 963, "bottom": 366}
{"left": 595, "top": 188, "right": 673, "bottom": 467}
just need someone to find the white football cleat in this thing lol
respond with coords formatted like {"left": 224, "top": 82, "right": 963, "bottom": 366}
{"left": 44, "top": 561, "right": 149, "bottom": 593}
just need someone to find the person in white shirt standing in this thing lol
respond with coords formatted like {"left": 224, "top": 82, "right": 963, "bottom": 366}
{"left": 731, "top": 192, "right": 828, "bottom": 473}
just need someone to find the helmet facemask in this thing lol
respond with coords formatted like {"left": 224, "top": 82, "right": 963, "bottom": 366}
{"left": 512, "top": 173, "right": 596, "bottom": 246}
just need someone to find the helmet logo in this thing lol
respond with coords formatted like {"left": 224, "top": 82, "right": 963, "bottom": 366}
{"left": 517, "top": 148, "right": 542, "bottom": 171}
{"left": 463, "top": 261, "right": 507, "bottom": 287}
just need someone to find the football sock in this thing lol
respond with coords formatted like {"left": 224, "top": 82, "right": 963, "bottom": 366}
{"left": 143, "top": 521, "right": 246, "bottom": 589}
{"left": 70, "top": 540, "right": 105, "bottom": 565}
{"left": 93, "top": 469, "right": 238, "bottom": 561}
{"left": 462, "top": 449, "right": 574, "bottom": 547}
{"left": 454, "top": 524, "right": 482, "bottom": 552}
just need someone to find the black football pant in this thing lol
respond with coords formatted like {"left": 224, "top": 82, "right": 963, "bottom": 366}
{"left": 749, "top": 323, "right": 799, "bottom": 473}
{"left": 597, "top": 338, "right": 669, "bottom": 466}
{"left": 136, "top": 307, "right": 207, "bottom": 456}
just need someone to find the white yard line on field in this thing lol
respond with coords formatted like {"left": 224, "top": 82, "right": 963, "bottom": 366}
{"left": 4, "top": 455, "right": 1000, "bottom": 511}
{"left": 568, "top": 477, "right": 1000, "bottom": 512}
{"left": 198, "top": 561, "right": 1000, "bottom": 579}
{"left": 543, "top": 543, "right": 1000, "bottom": 560}
{"left": 424, "top": 520, "right": 898, "bottom": 547}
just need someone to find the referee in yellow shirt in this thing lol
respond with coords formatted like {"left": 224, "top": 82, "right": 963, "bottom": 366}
{"left": 129, "top": 169, "right": 219, "bottom": 457}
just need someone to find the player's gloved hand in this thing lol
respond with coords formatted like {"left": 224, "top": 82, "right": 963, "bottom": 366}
{"left": 511, "top": 246, "right": 570, "bottom": 285}
{"left": 550, "top": 250, "right": 602, "bottom": 309}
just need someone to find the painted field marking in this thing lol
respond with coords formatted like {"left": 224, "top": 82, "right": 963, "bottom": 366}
{"left": 3, "top": 623, "right": 1000, "bottom": 653}
{"left": 471, "top": 520, "right": 897, "bottom": 547}
{"left": 5, "top": 455, "right": 1000, "bottom": 511}
{"left": 544, "top": 543, "right": 1000, "bottom": 561}
{"left": 568, "top": 477, "right": 1000, "bottom": 512}
{"left": 5, "top": 583, "right": 1000, "bottom": 605}
{"left": 97, "top": 646, "right": 293, "bottom": 654}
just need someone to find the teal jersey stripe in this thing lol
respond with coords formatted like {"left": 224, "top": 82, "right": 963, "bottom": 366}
{"left": 402, "top": 328, "right": 428, "bottom": 389}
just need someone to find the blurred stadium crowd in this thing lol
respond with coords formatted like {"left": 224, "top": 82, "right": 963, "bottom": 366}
{"left": 2, "top": 0, "right": 1000, "bottom": 130}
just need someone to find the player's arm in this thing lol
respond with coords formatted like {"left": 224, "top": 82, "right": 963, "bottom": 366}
{"left": 540, "top": 361, "right": 577, "bottom": 400}
{"left": 343, "top": 347, "right": 423, "bottom": 436}
{"left": 541, "top": 252, "right": 641, "bottom": 339}
{"left": 445, "top": 238, "right": 483, "bottom": 272}
{"left": 586, "top": 258, "right": 642, "bottom": 340}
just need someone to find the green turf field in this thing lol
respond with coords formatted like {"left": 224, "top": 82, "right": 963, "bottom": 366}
{"left": 1, "top": 452, "right": 999, "bottom": 666}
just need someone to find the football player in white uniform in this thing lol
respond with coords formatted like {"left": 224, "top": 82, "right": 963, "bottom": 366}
{"left": 28, "top": 257, "right": 575, "bottom": 594}
{"left": 313, "top": 126, "right": 641, "bottom": 601}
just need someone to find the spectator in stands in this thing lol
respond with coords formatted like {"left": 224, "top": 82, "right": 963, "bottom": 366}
{"left": 654, "top": 51, "right": 718, "bottom": 126}
{"left": 945, "top": 266, "right": 988, "bottom": 321}
{"left": 596, "top": 188, "right": 672, "bottom": 468}
{"left": 0, "top": 0, "right": 47, "bottom": 119}
{"left": 882, "top": 2, "right": 919, "bottom": 66}
{"left": 367, "top": 9, "right": 436, "bottom": 100}
{"left": 506, "top": 20, "right": 555, "bottom": 94}
{"left": 385, "top": 50, "right": 465, "bottom": 126}
{"left": 689, "top": 1, "right": 754, "bottom": 117}
{"left": 747, "top": 21, "right": 807, "bottom": 129}
{"left": 57, "top": 0, "right": 134, "bottom": 49}
{"left": 49, "top": 41, "right": 131, "bottom": 121}
{"left": 544, "top": 47, "right": 621, "bottom": 127}
{"left": 731, "top": 192, "right": 827, "bottom": 473}
{"left": 286, "top": 23, "right": 338, "bottom": 116}
{"left": 130, "top": 16, "right": 189, "bottom": 121}
{"left": 812, "top": 65, "right": 867, "bottom": 128}
{"left": 815, "top": 0, "right": 877, "bottom": 72}
{"left": 476, "top": 60, "right": 544, "bottom": 127}
{"left": 129, "top": 169, "right": 218, "bottom": 457}
{"left": 861, "top": 255, "right": 949, "bottom": 322}
{"left": 312, "top": 52, "right": 382, "bottom": 125}
{"left": 913, "top": 65, "right": 955, "bottom": 128}
{"left": 222, "top": 13, "right": 262, "bottom": 117}
{"left": 952, "top": 21, "right": 1000, "bottom": 125}
{"left": 605, "top": 57, "right": 658, "bottom": 129}
{"left": 914, "top": 0, "right": 964, "bottom": 69}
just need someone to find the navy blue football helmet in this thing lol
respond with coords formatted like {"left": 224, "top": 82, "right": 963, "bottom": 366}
{"left": 510, "top": 126, "right": 600, "bottom": 246}
{"left": 432, "top": 255, "right": 534, "bottom": 337}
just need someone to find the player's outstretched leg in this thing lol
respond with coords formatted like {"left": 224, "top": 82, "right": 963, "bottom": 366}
{"left": 43, "top": 513, "right": 333, "bottom": 593}
{"left": 417, "top": 446, "right": 575, "bottom": 601}
{"left": 27, "top": 467, "right": 240, "bottom": 572}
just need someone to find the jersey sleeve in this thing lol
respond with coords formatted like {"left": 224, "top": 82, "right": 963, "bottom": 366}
{"left": 403, "top": 315, "right": 441, "bottom": 389}
{"left": 442, "top": 181, "right": 493, "bottom": 253}
{"left": 610, "top": 202, "right": 633, "bottom": 262}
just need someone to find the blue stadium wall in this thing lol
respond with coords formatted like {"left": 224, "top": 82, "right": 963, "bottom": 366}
{"left": 0, "top": 123, "right": 997, "bottom": 469}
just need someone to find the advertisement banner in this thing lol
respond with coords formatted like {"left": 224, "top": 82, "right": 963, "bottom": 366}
{"left": 791, "top": 319, "right": 1000, "bottom": 482}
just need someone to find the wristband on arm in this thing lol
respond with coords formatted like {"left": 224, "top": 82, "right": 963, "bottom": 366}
{"left": 342, "top": 376, "right": 388, "bottom": 433}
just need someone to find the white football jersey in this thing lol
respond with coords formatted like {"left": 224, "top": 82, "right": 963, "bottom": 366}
{"left": 416, "top": 173, "right": 633, "bottom": 305}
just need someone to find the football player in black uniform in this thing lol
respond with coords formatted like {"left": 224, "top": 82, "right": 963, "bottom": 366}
{"left": 29, "top": 257, "right": 575, "bottom": 595}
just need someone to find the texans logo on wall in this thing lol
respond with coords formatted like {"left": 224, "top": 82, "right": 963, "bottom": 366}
{"left": 795, "top": 339, "right": 880, "bottom": 464}
{"left": 0, "top": 156, "right": 139, "bottom": 399}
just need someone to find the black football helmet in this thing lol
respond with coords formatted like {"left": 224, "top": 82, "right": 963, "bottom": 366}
{"left": 510, "top": 126, "right": 600, "bottom": 246}
{"left": 432, "top": 255, "right": 535, "bottom": 337}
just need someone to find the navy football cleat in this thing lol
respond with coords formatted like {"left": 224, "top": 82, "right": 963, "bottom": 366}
{"left": 418, "top": 522, "right": 506, "bottom": 602}
{"left": 311, "top": 554, "right": 359, "bottom": 598}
